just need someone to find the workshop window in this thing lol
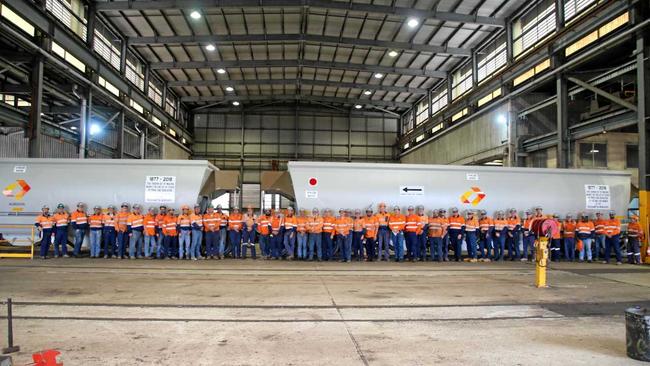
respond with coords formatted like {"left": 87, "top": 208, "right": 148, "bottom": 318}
{"left": 430, "top": 87, "right": 448, "bottom": 117}
{"left": 626, "top": 144, "right": 638, "bottom": 169}
{"left": 579, "top": 143, "right": 607, "bottom": 168}
{"left": 512, "top": 0, "right": 556, "bottom": 58}
{"left": 477, "top": 34, "right": 507, "bottom": 83}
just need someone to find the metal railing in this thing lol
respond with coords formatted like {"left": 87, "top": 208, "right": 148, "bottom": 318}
{"left": 0, "top": 224, "right": 35, "bottom": 259}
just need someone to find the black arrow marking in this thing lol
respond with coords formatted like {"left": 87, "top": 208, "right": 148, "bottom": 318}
{"left": 402, "top": 187, "right": 423, "bottom": 192}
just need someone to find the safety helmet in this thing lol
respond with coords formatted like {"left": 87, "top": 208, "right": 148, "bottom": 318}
{"left": 378, "top": 202, "right": 386, "bottom": 208}
{"left": 194, "top": 204, "right": 200, "bottom": 208}
{"left": 121, "top": 202, "right": 129, "bottom": 208}
{"left": 451, "top": 207, "right": 458, "bottom": 213}
{"left": 354, "top": 209, "right": 361, "bottom": 214}
{"left": 631, "top": 215, "right": 639, "bottom": 220}
{"left": 407, "top": 206, "right": 414, "bottom": 211}
{"left": 57, "top": 203, "right": 65, "bottom": 209}
{"left": 438, "top": 208, "right": 446, "bottom": 213}
{"left": 108, "top": 205, "right": 116, "bottom": 210}
{"left": 233, "top": 206, "right": 240, "bottom": 211}
{"left": 287, "top": 207, "right": 294, "bottom": 211}
{"left": 181, "top": 205, "right": 190, "bottom": 210}
{"left": 365, "top": 207, "right": 373, "bottom": 212}
{"left": 42, "top": 205, "right": 50, "bottom": 210}
{"left": 94, "top": 205, "right": 101, "bottom": 210}
{"left": 393, "top": 206, "right": 401, "bottom": 211}
{"left": 480, "top": 210, "right": 487, "bottom": 215}
{"left": 596, "top": 212, "right": 602, "bottom": 216}
{"left": 159, "top": 205, "right": 167, "bottom": 209}
{"left": 77, "top": 202, "right": 85, "bottom": 208}
{"left": 133, "top": 204, "right": 141, "bottom": 210}
{"left": 148, "top": 207, "right": 156, "bottom": 211}
{"left": 609, "top": 211, "right": 616, "bottom": 216}
{"left": 466, "top": 210, "right": 474, "bottom": 216}
{"left": 216, "top": 204, "right": 223, "bottom": 209}
{"left": 312, "top": 208, "right": 319, "bottom": 213}
{"left": 566, "top": 214, "right": 572, "bottom": 218}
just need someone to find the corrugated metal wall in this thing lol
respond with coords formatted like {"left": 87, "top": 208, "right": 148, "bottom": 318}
{"left": 193, "top": 112, "right": 398, "bottom": 183}
{"left": 0, "top": 128, "right": 28, "bottom": 157}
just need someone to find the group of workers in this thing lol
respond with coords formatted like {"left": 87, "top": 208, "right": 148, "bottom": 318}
{"left": 33, "top": 202, "right": 646, "bottom": 265}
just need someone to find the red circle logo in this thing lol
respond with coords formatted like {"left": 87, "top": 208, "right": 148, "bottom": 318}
{"left": 309, "top": 178, "right": 318, "bottom": 186}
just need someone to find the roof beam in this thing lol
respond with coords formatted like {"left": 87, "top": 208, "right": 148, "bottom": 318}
{"left": 167, "top": 78, "right": 429, "bottom": 94}
{"left": 150, "top": 59, "right": 447, "bottom": 79}
{"left": 180, "top": 94, "right": 413, "bottom": 108}
{"left": 128, "top": 34, "right": 471, "bottom": 56}
{"left": 95, "top": 0, "right": 505, "bottom": 27}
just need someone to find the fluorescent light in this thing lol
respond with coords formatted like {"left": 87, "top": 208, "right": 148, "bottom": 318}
{"left": 354, "top": 104, "right": 362, "bottom": 109}
{"left": 589, "top": 149, "right": 599, "bottom": 154}
{"left": 182, "top": 138, "right": 187, "bottom": 144}
{"left": 70, "top": 126, "right": 77, "bottom": 130}
{"left": 407, "top": 18, "right": 419, "bottom": 28}
{"left": 232, "top": 101, "right": 240, "bottom": 106}
{"left": 225, "top": 86, "right": 234, "bottom": 92}
{"left": 374, "top": 73, "right": 384, "bottom": 79}
{"left": 388, "top": 50, "right": 399, "bottom": 57}
{"left": 363, "top": 90, "right": 372, "bottom": 95}
{"left": 89, "top": 123, "right": 101, "bottom": 136}
{"left": 217, "top": 68, "right": 226, "bottom": 74}
{"left": 205, "top": 44, "right": 216, "bottom": 52}
{"left": 190, "top": 10, "right": 201, "bottom": 19}
{"left": 496, "top": 114, "right": 507, "bottom": 124}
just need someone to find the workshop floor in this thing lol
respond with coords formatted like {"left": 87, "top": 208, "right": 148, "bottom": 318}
{"left": 0, "top": 259, "right": 649, "bottom": 365}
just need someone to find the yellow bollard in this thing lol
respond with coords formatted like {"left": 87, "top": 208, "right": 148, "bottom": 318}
{"left": 535, "top": 237, "right": 549, "bottom": 288}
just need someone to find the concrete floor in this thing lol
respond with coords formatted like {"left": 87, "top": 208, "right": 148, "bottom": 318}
{"left": 0, "top": 259, "right": 649, "bottom": 365}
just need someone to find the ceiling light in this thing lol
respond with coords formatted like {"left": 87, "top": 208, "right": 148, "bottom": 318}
{"left": 374, "top": 73, "right": 384, "bottom": 79}
{"left": 70, "top": 126, "right": 77, "bottom": 130}
{"left": 354, "top": 104, "right": 362, "bottom": 109}
{"left": 496, "top": 114, "right": 507, "bottom": 125}
{"left": 363, "top": 90, "right": 372, "bottom": 95}
{"left": 388, "top": 50, "right": 399, "bottom": 57}
{"left": 205, "top": 44, "right": 216, "bottom": 52}
{"left": 232, "top": 101, "right": 240, "bottom": 106}
{"left": 225, "top": 86, "right": 234, "bottom": 92}
{"left": 190, "top": 10, "right": 201, "bottom": 19}
{"left": 407, "top": 18, "right": 419, "bottom": 28}
{"left": 89, "top": 123, "right": 102, "bottom": 136}
{"left": 217, "top": 68, "right": 226, "bottom": 74}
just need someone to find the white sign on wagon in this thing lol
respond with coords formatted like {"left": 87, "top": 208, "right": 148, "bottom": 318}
{"left": 145, "top": 176, "right": 176, "bottom": 203}
{"left": 466, "top": 173, "right": 479, "bottom": 181}
{"left": 585, "top": 184, "right": 610, "bottom": 210}
{"left": 400, "top": 186, "right": 424, "bottom": 196}
{"left": 13, "top": 165, "right": 26, "bottom": 173}
{"left": 305, "top": 190, "right": 318, "bottom": 199}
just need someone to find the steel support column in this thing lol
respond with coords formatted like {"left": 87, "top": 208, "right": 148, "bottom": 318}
{"left": 26, "top": 55, "right": 43, "bottom": 157}
{"left": 115, "top": 111, "right": 125, "bottom": 158}
{"left": 555, "top": 56, "right": 569, "bottom": 168}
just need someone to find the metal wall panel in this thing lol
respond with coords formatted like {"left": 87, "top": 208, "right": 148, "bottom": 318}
{"left": 0, "top": 129, "right": 28, "bottom": 157}
{"left": 41, "top": 135, "right": 78, "bottom": 158}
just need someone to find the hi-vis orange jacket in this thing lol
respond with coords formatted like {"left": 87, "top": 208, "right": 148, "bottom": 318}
{"left": 89, "top": 214, "right": 103, "bottom": 230}
{"left": 335, "top": 216, "right": 353, "bottom": 235}
{"left": 307, "top": 215, "right": 324, "bottom": 234}
{"left": 163, "top": 215, "right": 178, "bottom": 236}
{"left": 388, "top": 213, "right": 406, "bottom": 232}
{"left": 143, "top": 214, "right": 157, "bottom": 236}
{"left": 322, "top": 215, "right": 336, "bottom": 234}
{"left": 427, "top": 217, "right": 445, "bottom": 238}
{"left": 362, "top": 215, "right": 379, "bottom": 239}
{"left": 447, "top": 215, "right": 465, "bottom": 231}
{"left": 35, "top": 214, "right": 55, "bottom": 230}
{"left": 228, "top": 213, "right": 243, "bottom": 231}
{"left": 604, "top": 219, "right": 621, "bottom": 236}
{"left": 256, "top": 214, "right": 271, "bottom": 235}
{"left": 562, "top": 220, "right": 577, "bottom": 238}
{"left": 203, "top": 213, "right": 218, "bottom": 232}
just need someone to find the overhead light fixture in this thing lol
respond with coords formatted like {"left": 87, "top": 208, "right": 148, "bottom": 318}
{"left": 70, "top": 126, "right": 77, "bottom": 130}
{"left": 407, "top": 18, "right": 419, "bottom": 28}
{"left": 205, "top": 44, "right": 216, "bottom": 52}
{"left": 225, "top": 86, "right": 234, "bottom": 92}
{"left": 363, "top": 90, "right": 372, "bottom": 95}
{"left": 354, "top": 104, "right": 362, "bottom": 109}
{"left": 496, "top": 114, "right": 507, "bottom": 125}
{"left": 182, "top": 138, "right": 187, "bottom": 144}
{"left": 217, "top": 68, "right": 226, "bottom": 74}
{"left": 190, "top": 10, "right": 201, "bottom": 19}
{"left": 589, "top": 149, "right": 599, "bottom": 154}
{"left": 232, "top": 101, "right": 240, "bottom": 106}
{"left": 89, "top": 123, "right": 101, "bottom": 136}
{"left": 374, "top": 73, "right": 384, "bottom": 79}
{"left": 388, "top": 50, "right": 399, "bottom": 57}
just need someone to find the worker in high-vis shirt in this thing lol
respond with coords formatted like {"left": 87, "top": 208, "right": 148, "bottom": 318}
{"left": 427, "top": 210, "right": 444, "bottom": 262}
{"left": 478, "top": 210, "right": 494, "bottom": 262}
{"left": 127, "top": 204, "right": 145, "bottom": 259}
{"left": 215, "top": 204, "right": 229, "bottom": 259}
{"left": 404, "top": 206, "right": 419, "bottom": 261}
{"left": 270, "top": 210, "right": 284, "bottom": 259}
{"left": 464, "top": 210, "right": 479, "bottom": 262}
{"left": 143, "top": 207, "right": 157, "bottom": 259}
{"left": 282, "top": 207, "right": 297, "bottom": 259}
{"left": 243, "top": 206, "right": 257, "bottom": 257}
{"left": 296, "top": 211, "right": 308, "bottom": 260}
{"left": 389, "top": 206, "right": 406, "bottom": 262}
{"left": 177, "top": 205, "right": 192, "bottom": 259}
{"left": 603, "top": 211, "right": 622, "bottom": 265}
{"left": 115, "top": 203, "right": 130, "bottom": 259}
{"left": 71, "top": 202, "right": 88, "bottom": 257}
{"left": 562, "top": 214, "right": 577, "bottom": 262}
{"left": 203, "top": 205, "right": 219, "bottom": 259}
{"left": 53, "top": 203, "right": 70, "bottom": 258}
{"left": 35, "top": 205, "right": 55, "bottom": 259}
{"left": 102, "top": 205, "right": 117, "bottom": 258}
{"left": 155, "top": 205, "right": 167, "bottom": 258}
{"left": 162, "top": 208, "right": 178, "bottom": 259}
{"left": 376, "top": 203, "right": 391, "bottom": 261}
{"left": 416, "top": 206, "right": 428, "bottom": 261}
{"left": 626, "top": 215, "right": 644, "bottom": 265}
{"left": 228, "top": 207, "right": 244, "bottom": 259}
{"left": 307, "top": 208, "right": 323, "bottom": 261}
{"left": 352, "top": 209, "right": 365, "bottom": 261}
{"left": 576, "top": 213, "right": 595, "bottom": 262}
{"left": 190, "top": 204, "right": 204, "bottom": 260}
{"left": 256, "top": 209, "right": 272, "bottom": 259}
{"left": 447, "top": 208, "right": 465, "bottom": 262}
{"left": 89, "top": 206, "right": 103, "bottom": 258}
{"left": 506, "top": 209, "right": 521, "bottom": 261}
{"left": 492, "top": 211, "right": 508, "bottom": 261}
{"left": 334, "top": 208, "right": 353, "bottom": 262}
{"left": 362, "top": 208, "right": 378, "bottom": 262}
{"left": 438, "top": 209, "right": 449, "bottom": 261}
{"left": 593, "top": 212, "right": 606, "bottom": 261}
{"left": 521, "top": 210, "right": 535, "bottom": 261}
{"left": 322, "top": 209, "right": 336, "bottom": 261}
{"left": 550, "top": 214, "right": 562, "bottom": 262}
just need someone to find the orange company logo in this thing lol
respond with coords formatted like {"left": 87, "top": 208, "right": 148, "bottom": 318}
{"left": 3, "top": 179, "right": 31, "bottom": 200}
{"left": 460, "top": 186, "right": 485, "bottom": 206}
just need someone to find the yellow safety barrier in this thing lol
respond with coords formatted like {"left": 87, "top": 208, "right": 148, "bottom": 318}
{"left": 535, "top": 237, "right": 549, "bottom": 288}
{"left": 0, "top": 224, "right": 35, "bottom": 259}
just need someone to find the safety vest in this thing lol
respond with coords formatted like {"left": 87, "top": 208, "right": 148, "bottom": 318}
{"left": 308, "top": 216, "right": 324, "bottom": 234}
{"left": 388, "top": 214, "right": 406, "bottom": 232}
{"left": 627, "top": 223, "right": 643, "bottom": 238}
{"left": 127, "top": 214, "right": 144, "bottom": 229}
{"left": 143, "top": 214, "right": 157, "bottom": 235}
{"left": 116, "top": 212, "right": 129, "bottom": 232}
{"left": 417, "top": 214, "right": 428, "bottom": 234}
{"left": 102, "top": 214, "right": 117, "bottom": 229}
{"left": 493, "top": 219, "right": 508, "bottom": 231}
{"left": 203, "top": 213, "right": 218, "bottom": 232}
{"left": 216, "top": 212, "right": 228, "bottom": 227}
{"left": 89, "top": 214, "right": 103, "bottom": 229}
{"left": 283, "top": 216, "right": 297, "bottom": 231}
{"left": 465, "top": 217, "right": 478, "bottom": 231}
{"left": 163, "top": 216, "right": 178, "bottom": 236}
{"left": 604, "top": 219, "right": 620, "bottom": 235}
{"left": 479, "top": 217, "right": 493, "bottom": 232}
{"left": 376, "top": 212, "right": 390, "bottom": 227}
{"left": 363, "top": 216, "right": 378, "bottom": 239}
{"left": 36, "top": 215, "right": 55, "bottom": 229}
{"left": 427, "top": 217, "right": 444, "bottom": 238}
{"left": 448, "top": 215, "right": 465, "bottom": 231}
{"left": 322, "top": 216, "right": 335, "bottom": 233}
{"left": 256, "top": 215, "right": 271, "bottom": 235}
{"left": 562, "top": 220, "right": 576, "bottom": 238}
{"left": 228, "top": 213, "right": 243, "bottom": 230}
{"left": 54, "top": 213, "right": 69, "bottom": 228}
{"left": 506, "top": 217, "right": 520, "bottom": 231}
{"left": 190, "top": 213, "right": 203, "bottom": 228}
{"left": 577, "top": 221, "right": 595, "bottom": 235}
{"left": 594, "top": 219, "right": 607, "bottom": 235}
{"left": 353, "top": 218, "right": 365, "bottom": 232}
{"left": 271, "top": 217, "right": 282, "bottom": 233}
{"left": 71, "top": 210, "right": 88, "bottom": 226}
{"left": 404, "top": 214, "right": 419, "bottom": 232}
{"left": 335, "top": 217, "right": 353, "bottom": 235}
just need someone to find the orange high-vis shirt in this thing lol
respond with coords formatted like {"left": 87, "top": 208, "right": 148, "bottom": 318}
{"left": 256, "top": 215, "right": 271, "bottom": 235}
{"left": 605, "top": 218, "right": 621, "bottom": 236}
{"left": 163, "top": 216, "right": 178, "bottom": 236}
{"left": 116, "top": 212, "right": 129, "bottom": 232}
{"left": 448, "top": 215, "right": 465, "bottom": 231}
{"left": 562, "top": 220, "right": 576, "bottom": 238}
{"left": 465, "top": 217, "right": 479, "bottom": 231}
{"left": 627, "top": 222, "right": 644, "bottom": 239}
{"left": 551, "top": 220, "right": 561, "bottom": 239}
{"left": 404, "top": 214, "right": 419, "bottom": 233}
{"left": 177, "top": 214, "right": 191, "bottom": 229}
{"left": 335, "top": 216, "right": 353, "bottom": 235}
{"left": 376, "top": 212, "right": 390, "bottom": 228}
{"left": 271, "top": 217, "right": 283, "bottom": 234}
{"left": 308, "top": 216, "right": 324, "bottom": 234}
{"left": 523, "top": 218, "right": 534, "bottom": 231}
{"left": 36, "top": 215, "right": 55, "bottom": 229}
{"left": 190, "top": 213, "right": 203, "bottom": 229}
{"left": 427, "top": 217, "right": 445, "bottom": 238}
{"left": 322, "top": 216, "right": 336, "bottom": 233}
{"left": 53, "top": 213, "right": 69, "bottom": 228}
{"left": 71, "top": 210, "right": 88, "bottom": 226}
{"left": 388, "top": 213, "right": 406, "bottom": 232}
{"left": 216, "top": 212, "right": 229, "bottom": 227}
{"left": 127, "top": 213, "right": 144, "bottom": 229}
{"left": 417, "top": 215, "right": 428, "bottom": 235}
{"left": 102, "top": 213, "right": 117, "bottom": 229}
{"left": 228, "top": 213, "right": 243, "bottom": 231}
{"left": 594, "top": 219, "right": 607, "bottom": 235}
{"left": 353, "top": 217, "right": 365, "bottom": 232}
{"left": 493, "top": 219, "right": 508, "bottom": 231}
{"left": 89, "top": 214, "right": 103, "bottom": 229}
{"left": 576, "top": 221, "right": 595, "bottom": 235}
{"left": 155, "top": 214, "right": 167, "bottom": 230}
{"left": 363, "top": 215, "right": 379, "bottom": 239}
{"left": 296, "top": 217, "right": 308, "bottom": 233}
{"left": 143, "top": 214, "right": 157, "bottom": 236}
{"left": 506, "top": 216, "right": 520, "bottom": 230}
{"left": 479, "top": 217, "right": 494, "bottom": 232}
{"left": 244, "top": 213, "right": 256, "bottom": 231}
{"left": 203, "top": 213, "right": 218, "bottom": 232}
{"left": 283, "top": 216, "right": 297, "bottom": 230}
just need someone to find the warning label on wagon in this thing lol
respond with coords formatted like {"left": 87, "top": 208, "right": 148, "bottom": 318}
{"left": 145, "top": 176, "right": 176, "bottom": 203}
{"left": 585, "top": 184, "right": 610, "bottom": 210}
